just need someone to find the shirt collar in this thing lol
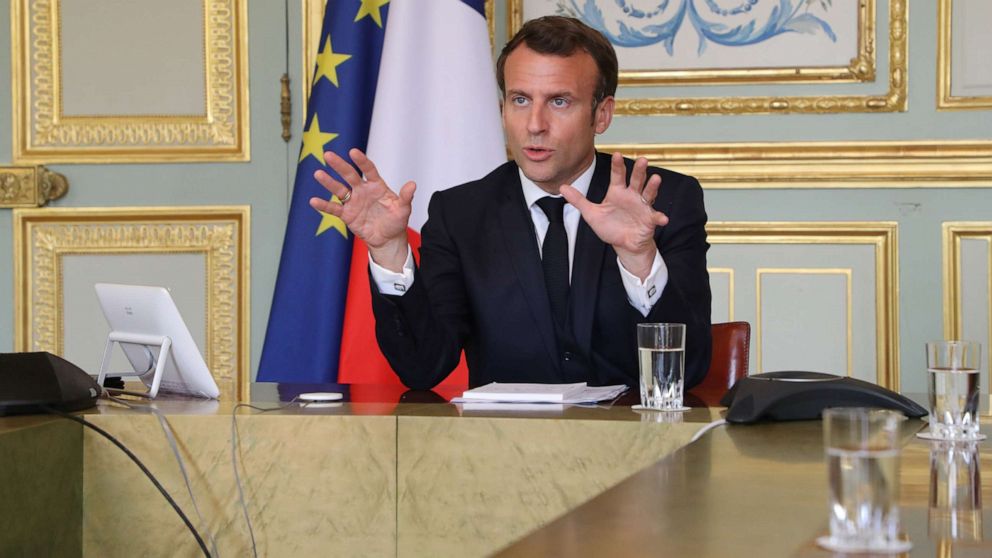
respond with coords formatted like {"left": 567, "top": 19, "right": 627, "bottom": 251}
{"left": 519, "top": 157, "right": 596, "bottom": 209}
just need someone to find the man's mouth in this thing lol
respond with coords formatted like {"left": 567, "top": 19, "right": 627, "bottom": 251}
{"left": 523, "top": 146, "right": 553, "bottom": 161}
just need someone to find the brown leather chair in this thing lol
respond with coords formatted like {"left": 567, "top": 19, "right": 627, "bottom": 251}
{"left": 689, "top": 321, "right": 750, "bottom": 404}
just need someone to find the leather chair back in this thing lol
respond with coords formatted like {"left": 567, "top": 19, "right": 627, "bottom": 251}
{"left": 697, "top": 322, "right": 750, "bottom": 394}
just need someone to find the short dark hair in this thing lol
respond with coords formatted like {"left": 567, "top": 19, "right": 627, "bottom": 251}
{"left": 496, "top": 16, "right": 618, "bottom": 105}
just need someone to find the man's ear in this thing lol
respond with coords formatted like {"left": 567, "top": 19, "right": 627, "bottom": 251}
{"left": 594, "top": 96, "right": 614, "bottom": 134}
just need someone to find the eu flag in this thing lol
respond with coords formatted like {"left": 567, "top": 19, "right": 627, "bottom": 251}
{"left": 258, "top": 0, "right": 390, "bottom": 382}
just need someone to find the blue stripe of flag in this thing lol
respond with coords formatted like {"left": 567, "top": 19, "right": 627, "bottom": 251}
{"left": 258, "top": 1, "right": 390, "bottom": 383}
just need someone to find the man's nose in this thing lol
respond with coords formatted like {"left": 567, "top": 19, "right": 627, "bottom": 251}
{"left": 526, "top": 105, "right": 547, "bottom": 135}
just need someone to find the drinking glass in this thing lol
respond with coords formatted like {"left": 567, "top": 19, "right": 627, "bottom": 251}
{"left": 925, "top": 341, "right": 983, "bottom": 441}
{"left": 636, "top": 323, "right": 687, "bottom": 411}
{"left": 818, "top": 407, "right": 911, "bottom": 553}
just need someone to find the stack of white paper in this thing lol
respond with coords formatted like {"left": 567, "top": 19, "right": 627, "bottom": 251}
{"left": 451, "top": 382, "right": 628, "bottom": 404}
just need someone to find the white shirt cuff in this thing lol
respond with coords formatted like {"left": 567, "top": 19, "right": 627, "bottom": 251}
{"left": 369, "top": 248, "right": 415, "bottom": 296}
{"left": 617, "top": 251, "right": 667, "bottom": 317}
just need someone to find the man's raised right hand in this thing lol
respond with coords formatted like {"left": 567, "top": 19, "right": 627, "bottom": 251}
{"left": 309, "top": 148, "right": 415, "bottom": 272}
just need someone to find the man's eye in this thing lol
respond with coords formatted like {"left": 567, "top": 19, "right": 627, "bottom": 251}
{"left": 511, "top": 96, "right": 529, "bottom": 106}
{"left": 551, "top": 98, "right": 569, "bottom": 108}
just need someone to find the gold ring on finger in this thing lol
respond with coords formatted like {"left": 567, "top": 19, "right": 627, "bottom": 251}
{"left": 340, "top": 190, "right": 353, "bottom": 204}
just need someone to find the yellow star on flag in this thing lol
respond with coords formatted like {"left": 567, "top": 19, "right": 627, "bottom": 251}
{"left": 316, "top": 202, "right": 349, "bottom": 238}
{"left": 355, "top": 0, "right": 389, "bottom": 27}
{"left": 299, "top": 114, "right": 338, "bottom": 164}
{"left": 313, "top": 36, "right": 352, "bottom": 87}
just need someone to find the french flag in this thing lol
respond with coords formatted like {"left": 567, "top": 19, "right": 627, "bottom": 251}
{"left": 336, "top": 0, "right": 505, "bottom": 388}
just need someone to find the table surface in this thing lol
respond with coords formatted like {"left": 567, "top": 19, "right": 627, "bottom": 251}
{"left": 86, "top": 385, "right": 992, "bottom": 557}
{"left": 497, "top": 418, "right": 992, "bottom": 557}
{"left": 76, "top": 380, "right": 730, "bottom": 423}
{"left": 5, "top": 384, "right": 991, "bottom": 557}
{"left": 2, "top": 382, "right": 726, "bottom": 557}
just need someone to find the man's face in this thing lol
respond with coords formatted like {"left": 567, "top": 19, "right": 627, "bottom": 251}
{"left": 501, "top": 46, "right": 614, "bottom": 194}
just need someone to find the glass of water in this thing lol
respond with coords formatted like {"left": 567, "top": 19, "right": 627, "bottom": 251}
{"left": 636, "top": 323, "right": 687, "bottom": 411}
{"left": 925, "top": 341, "right": 983, "bottom": 440}
{"left": 819, "top": 407, "right": 911, "bottom": 553}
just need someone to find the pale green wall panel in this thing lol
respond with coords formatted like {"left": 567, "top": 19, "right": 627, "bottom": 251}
{"left": 0, "top": 0, "right": 293, "bottom": 381}
{"left": 960, "top": 238, "right": 990, "bottom": 381}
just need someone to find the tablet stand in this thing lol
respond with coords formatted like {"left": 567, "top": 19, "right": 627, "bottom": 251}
{"left": 97, "top": 331, "right": 173, "bottom": 399}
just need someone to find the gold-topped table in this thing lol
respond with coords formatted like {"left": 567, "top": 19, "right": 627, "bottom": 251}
{"left": 0, "top": 386, "right": 721, "bottom": 557}
{"left": 7, "top": 386, "right": 984, "bottom": 557}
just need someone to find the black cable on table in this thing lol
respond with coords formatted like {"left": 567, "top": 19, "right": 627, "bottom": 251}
{"left": 41, "top": 405, "right": 211, "bottom": 558}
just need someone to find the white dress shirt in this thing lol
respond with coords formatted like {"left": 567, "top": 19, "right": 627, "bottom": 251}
{"left": 369, "top": 159, "right": 668, "bottom": 316}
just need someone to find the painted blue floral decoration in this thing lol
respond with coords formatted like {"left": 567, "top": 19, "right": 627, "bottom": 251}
{"left": 557, "top": 0, "right": 836, "bottom": 55}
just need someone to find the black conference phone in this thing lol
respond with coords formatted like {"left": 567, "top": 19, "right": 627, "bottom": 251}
{"left": 720, "top": 371, "right": 927, "bottom": 424}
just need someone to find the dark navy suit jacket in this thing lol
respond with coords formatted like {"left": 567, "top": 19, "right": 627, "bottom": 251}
{"left": 370, "top": 151, "right": 712, "bottom": 390}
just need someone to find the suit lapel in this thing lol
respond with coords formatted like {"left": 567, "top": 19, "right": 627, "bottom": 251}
{"left": 569, "top": 153, "right": 610, "bottom": 352}
{"left": 497, "top": 166, "right": 561, "bottom": 368}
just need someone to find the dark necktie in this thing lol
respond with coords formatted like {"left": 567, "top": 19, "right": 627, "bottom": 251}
{"left": 535, "top": 196, "right": 569, "bottom": 327}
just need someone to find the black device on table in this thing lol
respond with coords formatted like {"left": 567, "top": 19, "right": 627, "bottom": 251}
{"left": 721, "top": 371, "right": 928, "bottom": 424}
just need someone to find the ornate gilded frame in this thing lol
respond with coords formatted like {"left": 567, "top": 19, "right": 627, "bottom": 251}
{"left": 707, "top": 222, "right": 900, "bottom": 389}
{"left": 11, "top": 0, "right": 250, "bottom": 163}
{"left": 507, "top": 0, "right": 876, "bottom": 85}
{"left": 502, "top": 0, "right": 905, "bottom": 115}
{"left": 942, "top": 223, "right": 992, "bottom": 348}
{"left": 12, "top": 207, "right": 251, "bottom": 401}
{"left": 937, "top": 0, "right": 992, "bottom": 110}
{"left": 607, "top": 140, "right": 992, "bottom": 188}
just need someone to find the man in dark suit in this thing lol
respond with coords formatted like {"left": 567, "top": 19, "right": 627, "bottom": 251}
{"left": 310, "top": 16, "right": 711, "bottom": 390}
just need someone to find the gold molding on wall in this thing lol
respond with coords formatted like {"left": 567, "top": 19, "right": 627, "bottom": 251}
{"left": 502, "top": 0, "right": 906, "bottom": 115}
{"left": 12, "top": 207, "right": 251, "bottom": 401}
{"left": 707, "top": 267, "right": 735, "bottom": 322}
{"left": 937, "top": 0, "right": 992, "bottom": 110}
{"left": 11, "top": 0, "right": 250, "bottom": 163}
{"left": 0, "top": 165, "right": 68, "bottom": 207}
{"left": 942, "top": 223, "right": 992, "bottom": 363}
{"left": 506, "top": 0, "right": 876, "bottom": 86}
{"left": 707, "top": 222, "right": 900, "bottom": 389}
{"left": 755, "top": 268, "right": 853, "bottom": 377}
{"left": 604, "top": 140, "right": 992, "bottom": 188}
{"left": 303, "top": 0, "right": 324, "bottom": 116}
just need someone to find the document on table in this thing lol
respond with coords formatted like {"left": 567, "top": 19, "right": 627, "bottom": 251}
{"left": 451, "top": 382, "right": 628, "bottom": 404}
